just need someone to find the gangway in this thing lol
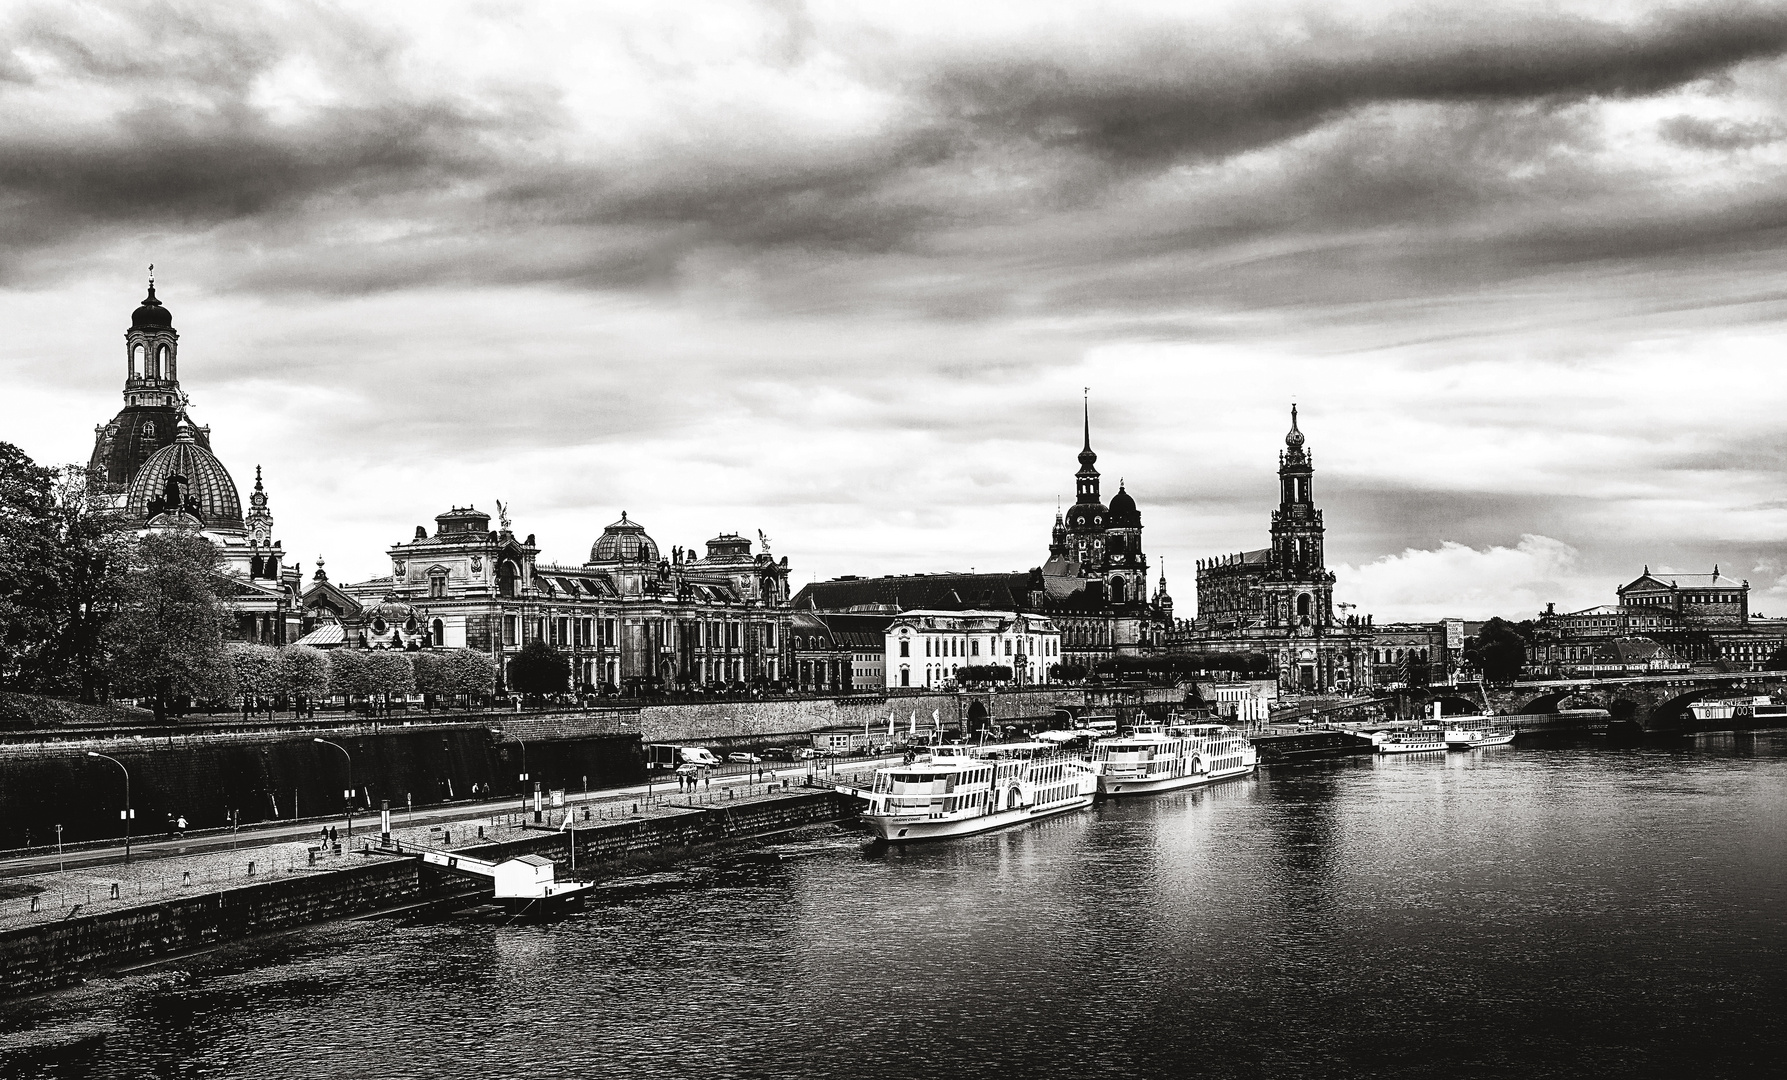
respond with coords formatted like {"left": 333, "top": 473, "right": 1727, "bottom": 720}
{"left": 399, "top": 843, "right": 592, "bottom": 915}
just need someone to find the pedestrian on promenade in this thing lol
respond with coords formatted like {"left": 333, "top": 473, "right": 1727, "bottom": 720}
{"left": 329, "top": 825, "right": 338, "bottom": 846}
{"left": 166, "top": 814, "right": 176, "bottom": 840}
{"left": 176, "top": 815, "right": 187, "bottom": 838}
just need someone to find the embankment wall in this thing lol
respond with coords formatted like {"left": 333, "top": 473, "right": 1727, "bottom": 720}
{"left": 0, "top": 790, "right": 857, "bottom": 998}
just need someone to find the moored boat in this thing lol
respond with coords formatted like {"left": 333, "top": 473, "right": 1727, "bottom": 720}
{"left": 1372, "top": 727, "right": 1448, "bottom": 754}
{"left": 1687, "top": 696, "right": 1787, "bottom": 734}
{"left": 853, "top": 742, "right": 1097, "bottom": 843}
{"left": 1091, "top": 722, "right": 1257, "bottom": 796}
{"left": 1444, "top": 725, "right": 1517, "bottom": 749}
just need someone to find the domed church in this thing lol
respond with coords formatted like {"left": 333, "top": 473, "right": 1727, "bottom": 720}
{"left": 89, "top": 275, "right": 301, "bottom": 643}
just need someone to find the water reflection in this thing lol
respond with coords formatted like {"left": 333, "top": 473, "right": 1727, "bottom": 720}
{"left": 4, "top": 739, "right": 1784, "bottom": 1079}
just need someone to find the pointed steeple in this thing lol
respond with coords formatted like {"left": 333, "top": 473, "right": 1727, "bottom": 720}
{"left": 1074, "top": 390, "right": 1100, "bottom": 504}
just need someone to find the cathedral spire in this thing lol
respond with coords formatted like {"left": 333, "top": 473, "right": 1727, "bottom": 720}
{"left": 1075, "top": 391, "right": 1100, "bottom": 503}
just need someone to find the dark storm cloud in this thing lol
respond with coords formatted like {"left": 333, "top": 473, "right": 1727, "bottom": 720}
{"left": 919, "top": 4, "right": 1787, "bottom": 163}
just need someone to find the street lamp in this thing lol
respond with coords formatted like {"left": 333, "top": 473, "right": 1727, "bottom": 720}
{"left": 86, "top": 751, "right": 132, "bottom": 863}
{"left": 312, "top": 738, "right": 354, "bottom": 845}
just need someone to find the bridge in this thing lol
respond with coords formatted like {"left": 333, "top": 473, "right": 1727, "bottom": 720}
{"left": 1401, "top": 672, "right": 1787, "bottom": 734}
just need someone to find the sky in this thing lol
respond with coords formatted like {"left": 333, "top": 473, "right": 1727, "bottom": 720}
{"left": 5, "top": 0, "right": 1787, "bottom": 623}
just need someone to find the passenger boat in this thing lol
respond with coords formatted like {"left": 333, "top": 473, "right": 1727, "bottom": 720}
{"left": 1372, "top": 727, "right": 1448, "bottom": 754}
{"left": 853, "top": 742, "right": 1097, "bottom": 843}
{"left": 1091, "top": 722, "right": 1258, "bottom": 797}
{"left": 1688, "top": 696, "right": 1787, "bottom": 733}
{"left": 1444, "top": 727, "right": 1516, "bottom": 749}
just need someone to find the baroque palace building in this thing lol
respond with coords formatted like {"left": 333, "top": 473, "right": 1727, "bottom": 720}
{"left": 88, "top": 277, "right": 301, "bottom": 642}
{"left": 793, "top": 401, "right": 1171, "bottom": 681}
{"left": 301, "top": 506, "right": 795, "bottom": 695}
{"left": 1177, "top": 407, "right": 1372, "bottom": 692}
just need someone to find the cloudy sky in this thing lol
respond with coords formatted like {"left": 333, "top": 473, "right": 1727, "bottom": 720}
{"left": 6, "top": 0, "right": 1787, "bottom": 622}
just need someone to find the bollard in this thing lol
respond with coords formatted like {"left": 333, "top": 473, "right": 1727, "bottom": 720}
{"left": 110, "top": 883, "right": 119, "bottom": 900}
{"left": 477, "top": 825, "right": 485, "bottom": 840}
{"left": 247, "top": 860, "right": 256, "bottom": 876}
{"left": 308, "top": 848, "right": 316, "bottom": 866}
{"left": 30, "top": 895, "right": 38, "bottom": 912}
{"left": 443, "top": 830, "right": 451, "bottom": 845}
{"left": 632, "top": 803, "right": 638, "bottom": 815}
{"left": 584, "top": 807, "right": 591, "bottom": 821}
{"left": 183, "top": 869, "right": 193, "bottom": 885}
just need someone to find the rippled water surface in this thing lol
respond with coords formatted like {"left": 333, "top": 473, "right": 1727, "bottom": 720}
{"left": 6, "top": 738, "right": 1784, "bottom": 1079}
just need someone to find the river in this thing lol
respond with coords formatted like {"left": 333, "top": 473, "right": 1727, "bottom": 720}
{"left": 5, "top": 736, "right": 1783, "bottom": 1079}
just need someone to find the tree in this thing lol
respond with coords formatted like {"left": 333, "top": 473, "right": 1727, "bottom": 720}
{"left": 328, "top": 648, "right": 373, "bottom": 707}
{"left": 366, "top": 650, "right": 415, "bottom": 712}
{"left": 281, "top": 644, "right": 330, "bottom": 716}
{"left": 440, "top": 649, "right": 496, "bottom": 708}
{"left": 225, "top": 642, "right": 282, "bottom": 717}
{"left": 1466, "top": 618, "right": 1529, "bottom": 683}
{"left": 507, "top": 640, "right": 569, "bottom": 700}
{"left": 0, "top": 449, "right": 132, "bottom": 701}
{"left": 1050, "top": 662, "right": 1089, "bottom": 683}
{"left": 957, "top": 664, "right": 1014, "bottom": 685}
{"left": 104, "top": 529, "right": 231, "bottom": 721}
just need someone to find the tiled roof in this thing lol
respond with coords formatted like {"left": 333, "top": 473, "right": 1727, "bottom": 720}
{"left": 793, "top": 572, "right": 1035, "bottom": 613}
{"left": 292, "top": 622, "right": 347, "bottom": 647}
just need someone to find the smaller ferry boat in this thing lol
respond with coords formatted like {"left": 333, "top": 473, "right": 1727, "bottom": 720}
{"left": 1444, "top": 727, "right": 1516, "bottom": 749}
{"left": 1372, "top": 727, "right": 1448, "bottom": 754}
{"left": 1688, "top": 696, "right": 1787, "bottom": 733}
{"left": 853, "top": 742, "right": 1097, "bottom": 843}
{"left": 1091, "top": 722, "right": 1257, "bottom": 797}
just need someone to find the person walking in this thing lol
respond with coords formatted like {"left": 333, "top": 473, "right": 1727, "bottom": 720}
{"left": 175, "top": 815, "right": 187, "bottom": 839}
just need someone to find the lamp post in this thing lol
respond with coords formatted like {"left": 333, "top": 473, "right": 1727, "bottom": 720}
{"left": 85, "top": 751, "right": 132, "bottom": 863}
{"left": 312, "top": 738, "right": 353, "bottom": 845}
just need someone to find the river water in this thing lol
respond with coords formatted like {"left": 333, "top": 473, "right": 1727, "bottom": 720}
{"left": 5, "top": 737, "right": 1783, "bottom": 1079}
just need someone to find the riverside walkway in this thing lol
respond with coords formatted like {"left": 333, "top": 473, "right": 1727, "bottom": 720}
{"left": 0, "top": 757, "right": 884, "bottom": 931}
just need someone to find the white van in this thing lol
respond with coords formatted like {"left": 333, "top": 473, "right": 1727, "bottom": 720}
{"left": 677, "top": 746, "right": 722, "bottom": 767}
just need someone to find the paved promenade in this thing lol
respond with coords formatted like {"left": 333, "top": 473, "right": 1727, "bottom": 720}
{"left": 0, "top": 757, "right": 884, "bottom": 931}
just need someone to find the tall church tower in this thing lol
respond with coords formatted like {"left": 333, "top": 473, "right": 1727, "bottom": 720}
{"left": 1266, "top": 405, "right": 1334, "bottom": 630}
{"left": 90, "top": 272, "right": 214, "bottom": 493}
{"left": 1061, "top": 396, "right": 1109, "bottom": 569}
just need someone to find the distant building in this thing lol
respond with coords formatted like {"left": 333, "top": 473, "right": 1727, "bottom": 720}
{"left": 1177, "top": 407, "right": 1372, "bottom": 692}
{"left": 304, "top": 507, "right": 794, "bottom": 694}
{"left": 1530, "top": 568, "right": 1787, "bottom": 674}
{"left": 884, "top": 610, "right": 1062, "bottom": 689}
{"left": 790, "top": 611, "right": 894, "bottom": 692}
{"left": 1617, "top": 567, "right": 1748, "bottom": 628}
{"left": 88, "top": 279, "right": 301, "bottom": 643}
{"left": 793, "top": 402, "right": 1171, "bottom": 671}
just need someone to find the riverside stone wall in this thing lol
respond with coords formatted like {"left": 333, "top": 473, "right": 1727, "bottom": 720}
{"left": 0, "top": 789, "right": 856, "bottom": 998}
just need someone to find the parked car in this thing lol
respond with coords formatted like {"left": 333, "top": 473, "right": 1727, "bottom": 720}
{"left": 760, "top": 747, "right": 791, "bottom": 761}
{"left": 796, "top": 748, "right": 817, "bottom": 760}
{"left": 674, "top": 763, "right": 702, "bottom": 776}
{"left": 727, "top": 752, "right": 761, "bottom": 764}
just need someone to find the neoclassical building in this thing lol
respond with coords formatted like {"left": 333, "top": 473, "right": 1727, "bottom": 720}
{"left": 1179, "top": 407, "right": 1371, "bottom": 692}
{"left": 306, "top": 507, "right": 795, "bottom": 694}
{"left": 89, "top": 278, "right": 301, "bottom": 642}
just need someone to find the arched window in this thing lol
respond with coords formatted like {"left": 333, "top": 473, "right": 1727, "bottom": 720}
{"left": 156, "top": 344, "right": 169, "bottom": 378}
{"left": 131, "top": 344, "right": 143, "bottom": 378}
{"left": 1110, "top": 578, "right": 1126, "bottom": 604}
{"left": 1298, "top": 594, "right": 1311, "bottom": 617}
{"left": 432, "top": 618, "right": 444, "bottom": 646}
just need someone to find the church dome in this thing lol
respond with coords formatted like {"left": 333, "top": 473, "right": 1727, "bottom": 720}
{"left": 1064, "top": 501, "right": 1107, "bottom": 529}
{"left": 1107, "top": 483, "right": 1141, "bottom": 527}
{"left": 126, "top": 423, "right": 244, "bottom": 531}
{"left": 132, "top": 284, "right": 173, "bottom": 329}
{"left": 590, "top": 511, "right": 660, "bottom": 564}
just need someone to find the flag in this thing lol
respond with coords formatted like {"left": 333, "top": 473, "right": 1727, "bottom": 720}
{"left": 887, "top": 710, "right": 895, "bottom": 737}
{"left": 909, "top": 711, "right": 917, "bottom": 737}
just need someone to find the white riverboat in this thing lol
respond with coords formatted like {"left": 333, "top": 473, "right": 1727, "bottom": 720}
{"left": 1372, "top": 727, "right": 1448, "bottom": 754}
{"left": 1444, "top": 726, "right": 1517, "bottom": 749}
{"left": 1688, "top": 696, "right": 1787, "bottom": 733}
{"left": 854, "top": 742, "right": 1098, "bottom": 843}
{"left": 1091, "top": 722, "right": 1258, "bottom": 797}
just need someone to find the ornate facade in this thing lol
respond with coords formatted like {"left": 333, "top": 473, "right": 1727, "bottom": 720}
{"left": 305, "top": 507, "right": 795, "bottom": 695}
{"left": 793, "top": 401, "right": 1170, "bottom": 674}
{"left": 88, "top": 278, "right": 301, "bottom": 642}
{"left": 1180, "top": 407, "right": 1370, "bottom": 692}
